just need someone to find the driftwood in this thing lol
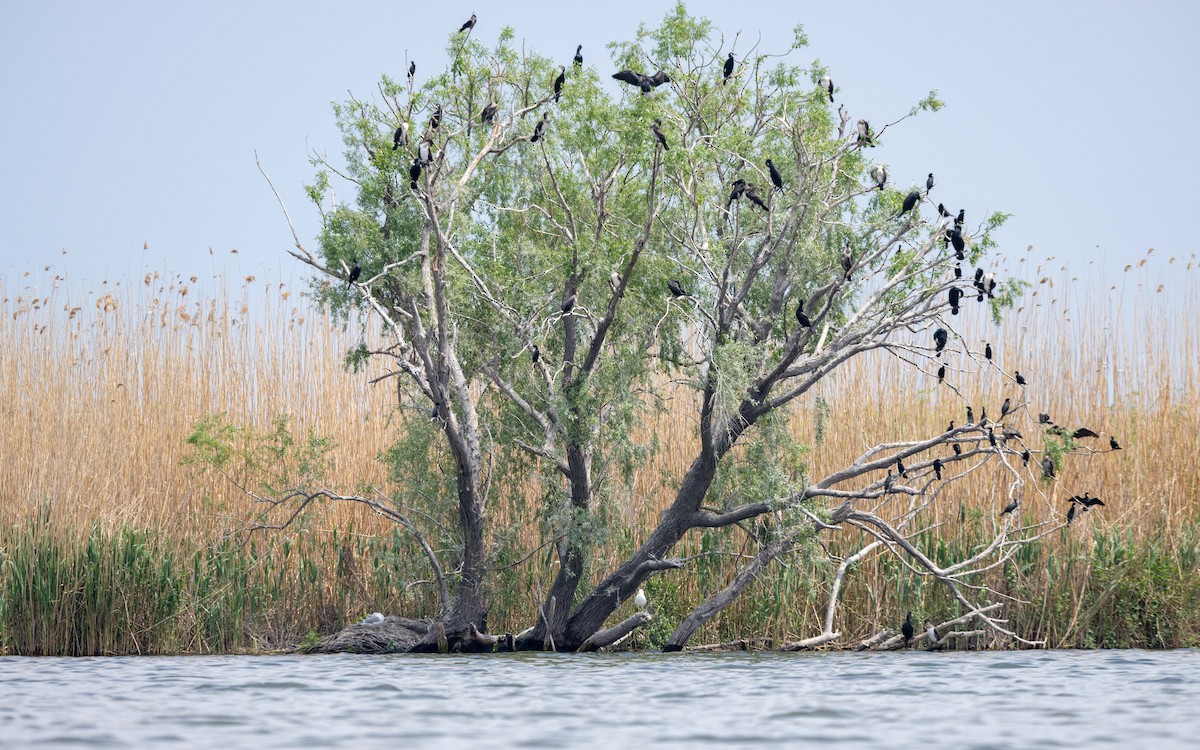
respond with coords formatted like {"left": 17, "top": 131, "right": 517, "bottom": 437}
{"left": 303, "top": 616, "right": 430, "bottom": 654}
{"left": 577, "top": 612, "right": 652, "bottom": 652}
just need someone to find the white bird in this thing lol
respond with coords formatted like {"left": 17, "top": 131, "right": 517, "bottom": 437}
{"left": 925, "top": 618, "right": 939, "bottom": 644}
{"left": 609, "top": 271, "right": 622, "bottom": 294}
{"left": 870, "top": 164, "right": 887, "bottom": 191}
{"left": 634, "top": 588, "right": 648, "bottom": 609}
{"left": 361, "top": 612, "right": 384, "bottom": 625}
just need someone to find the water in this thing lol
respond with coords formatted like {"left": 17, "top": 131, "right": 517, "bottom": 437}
{"left": 1, "top": 650, "right": 1197, "bottom": 748}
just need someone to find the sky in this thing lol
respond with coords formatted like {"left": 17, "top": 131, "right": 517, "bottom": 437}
{"left": 2, "top": 0, "right": 1198, "bottom": 294}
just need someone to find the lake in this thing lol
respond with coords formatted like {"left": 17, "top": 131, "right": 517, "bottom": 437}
{"left": 0, "top": 650, "right": 1196, "bottom": 748}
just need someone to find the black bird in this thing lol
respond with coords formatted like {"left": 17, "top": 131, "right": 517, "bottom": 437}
{"left": 897, "top": 458, "right": 908, "bottom": 478}
{"left": 612, "top": 69, "right": 644, "bottom": 87}
{"left": 902, "top": 612, "right": 914, "bottom": 644}
{"left": 986, "top": 276, "right": 997, "bottom": 298}
{"left": 980, "top": 406, "right": 988, "bottom": 423}
{"left": 933, "top": 458, "right": 943, "bottom": 480}
{"left": 531, "top": 344, "right": 540, "bottom": 364}
{"left": 819, "top": 75, "right": 834, "bottom": 102}
{"left": 948, "top": 420, "right": 955, "bottom": 432}
{"left": 933, "top": 327, "right": 948, "bottom": 355}
{"left": 955, "top": 264, "right": 962, "bottom": 279}
{"left": 1021, "top": 449, "right": 1030, "bottom": 466}
{"left": 937, "top": 365, "right": 945, "bottom": 382}
{"left": 650, "top": 119, "right": 669, "bottom": 150}
{"left": 1072, "top": 427, "right": 1099, "bottom": 439}
{"left": 392, "top": 122, "right": 408, "bottom": 150}
{"left": 926, "top": 173, "right": 935, "bottom": 192}
{"left": 949, "top": 228, "right": 966, "bottom": 260}
{"left": 988, "top": 427, "right": 998, "bottom": 448}
{"left": 1042, "top": 456, "right": 1056, "bottom": 480}
{"left": 1038, "top": 412, "right": 1052, "bottom": 425}
{"left": 1003, "top": 427, "right": 1023, "bottom": 441}
{"left": 726, "top": 178, "right": 747, "bottom": 212}
{"left": 795, "top": 299, "right": 812, "bottom": 328}
{"left": 1015, "top": 371, "right": 1026, "bottom": 386}
{"left": 418, "top": 138, "right": 433, "bottom": 165}
{"left": 612, "top": 69, "right": 671, "bottom": 93}
{"left": 722, "top": 52, "right": 735, "bottom": 83}
{"left": 409, "top": 159, "right": 422, "bottom": 190}
{"left": 430, "top": 104, "right": 442, "bottom": 131}
{"left": 1066, "top": 502, "right": 1076, "bottom": 526}
{"left": 646, "top": 70, "right": 672, "bottom": 88}
{"left": 480, "top": 101, "right": 498, "bottom": 125}
{"left": 841, "top": 243, "right": 854, "bottom": 279}
{"left": 1079, "top": 493, "right": 1105, "bottom": 510}
{"left": 347, "top": 261, "right": 361, "bottom": 289}
{"left": 766, "top": 159, "right": 784, "bottom": 192}
{"left": 966, "top": 406, "right": 974, "bottom": 424}
{"left": 883, "top": 470, "right": 897, "bottom": 493}
{"left": 1000, "top": 397, "right": 1011, "bottom": 419}
{"left": 898, "top": 190, "right": 920, "bottom": 218}
{"left": 856, "top": 120, "right": 875, "bottom": 147}
{"left": 531, "top": 112, "right": 550, "bottom": 143}
{"left": 953, "top": 443, "right": 962, "bottom": 456}
{"left": 870, "top": 164, "right": 887, "bottom": 191}
{"left": 949, "top": 287, "right": 962, "bottom": 315}
{"left": 553, "top": 66, "right": 566, "bottom": 102}
{"left": 974, "top": 267, "right": 984, "bottom": 284}
{"left": 408, "top": 61, "right": 416, "bottom": 80}
{"left": 574, "top": 45, "right": 583, "bottom": 67}
{"left": 667, "top": 279, "right": 687, "bottom": 298}
{"left": 744, "top": 185, "right": 769, "bottom": 212}
{"left": 955, "top": 208, "right": 965, "bottom": 227}
{"left": 985, "top": 342, "right": 993, "bottom": 360}
{"left": 431, "top": 402, "right": 441, "bottom": 422}
{"left": 1000, "top": 497, "right": 1019, "bottom": 516}
{"left": 1110, "top": 436, "right": 1121, "bottom": 451}
{"left": 938, "top": 203, "right": 950, "bottom": 218}
{"left": 460, "top": 14, "right": 476, "bottom": 32}
{"left": 561, "top": 292, "right": 577, "bottom": 314}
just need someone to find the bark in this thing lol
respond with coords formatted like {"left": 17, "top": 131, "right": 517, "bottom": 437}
{"left": 577, "top": 612, "right": 652, "bottom": 652}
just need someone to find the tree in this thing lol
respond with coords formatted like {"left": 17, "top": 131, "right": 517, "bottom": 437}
{"left": 231, "top": 4, "right": 1100, "bottom": 652}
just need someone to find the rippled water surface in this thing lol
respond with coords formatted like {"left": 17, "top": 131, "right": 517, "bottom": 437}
{"left": 1, "top": 650, "right": 1197, "bottom": 748}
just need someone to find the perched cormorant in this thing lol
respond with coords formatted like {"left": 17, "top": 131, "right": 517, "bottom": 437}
{"left": 870, "top": 164, "right": 887, "bottom": 191}
{"left": 1000, "top": 397, "right": 1011, "bottom": 419}
{"left": 480, "top": 101, "right": 498, "bottom": 125}
{"left": 966, "top": 406, "right": 974, "bottom": 424}
{"left": 635, "top": 588, "right": 648, "bottom": 609}
{"left": 1038, "top": 413, "right": 1052, "bottom": 425}
{"left": 926, "top": 173, "right": 935, "bottom": 192}
{"left": 897, "top": 458, "right": 908, "bottom": 478}
{"left": 819, "top": 75, "right": 834, "bottom": 102}
{"left": 722, "top": 52, "right": 735, "bottom": 83}
{"left": 1015, "top": 371, "right": 1026, "bottom": 386}
{"left": 531, "top": 344, "right": 540, "bottom": 364}
{"left": 1072, "top": 427, "right": 1099, "bottom": 439}
{"left": 1000, "top": 497, "right": 1019, "bottom": 516}
{"left": 409, "top": 159, "right": 422, "bottom": 190}
{"left": 955, "top": 264, "right": 963, "bottom": 279}
{"left": 744, "top": 185, "right": 768, "bottom": 212}
{"left": 408, "top": 61, "right": 416, "bottom": 80}
{"left": 561, "top": 292, "right": 577, "bottom": 314}
{"left": 883, "top": 469, "right": 897, "bottom": 493}
{"left": 726, "top": 178, "right": 747, "bottom": 211}
{"left": 347, "top": 261, "right": 361, "bottom": 288}
{"left": 667, "top": 279, "right": 687, "bottom": 298}
{"left": 418, "top": 138, "right": 433, "bottom": 166}
{"left": 392, "top": 122, "right": 408, "bottom": 150}
{"left": 460, "top": 14, "right": 476, "bottom": 32}
{"left": 646, "top": 70, "right": 671, "bottom": 88}
{"left": 1042, "top": 456, "right": 1056, "bottom": 480}
{"left": 574, "top": 45, "right": 583, "bottom": 67}
{"left": 949, "top": 286, "right": 962, "bottom": 315}
{"left": 1110, "top": 436, "right": 1121, "bottom": 451}
{"left": 902, "top": 612, "right": 914, "bottom": 644}
{"left": 531, "top": 112, "right": 550, "bottom": 143}
{"left": 955, "top": 208, "right": 965, "bottom": 227}
{"left": 431, "top": 402, "right": 441, "bottom": 422}
{"left": 933, "top": 327, "right": 948, "bottom": 354}
{"left": 766, "top": 159, "right": 784, "bottom": 192}
{"left": 841, "top": 243, "right": 854, "bottom": 279}
{"left": 988, "top": 427, "right": 997, "bottom": 448}
{"left": 612, "top": 70, "right": 670, "bottom": 93}
{"left": 650, "top": 119, "right": 669, "bottom": 150}
{"left": 937, "top": 364, "right": 945, "bottom": 382}
{"left": 1021, "top": 449, "right": 1030, "bottom": 466}
{"left": 953, "top": 443, "right": 962, "bottom": 456}
{"left": 1066, "top": 502, "right": 1076, "bottom": 526}
{"left": 938, "top": 203, "right": 951, "bottom": 218}
{"left": 985, "top": 342, "right": 993, "bottom": 360}
{"left": 609, "top": 271, "right": 621, "bottom": 294}
{"left": 948, "top": 420, "right": 955, "bottom": 432}
{"left": 949, "top": 228, "right": 966, "bottom": 260}
{"left": 933, "top": 458, "right": 944, "bottom": 480}
{"left": 430, "top": 104, "right": 442, "bottom": 130}
{"left": 795, "top": 299, "right": 811, "bottom": 328}
{"left": 898, "top": 190, "right": 920, "bottom": 218}
{"left": 856, "top": 120, "right": 875, "bottom": 147}
{"left": 553, "top": 67, "right": 566, "bottom": 102}
{"left": 925, "top": 619, "right": 939, "bottom": 644}
{"left": 1078, "top": 493, "right": 1105, "bottom": 510}
{"left": 980, "top": 406, "right": 988, "bottom": 423}
{"left": 975, "top": 267, "right": 984, "bottom": 284}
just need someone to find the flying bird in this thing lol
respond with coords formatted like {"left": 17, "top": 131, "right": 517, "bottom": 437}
{"left": 819, "top": 75, "right": 834, "bottom": 102}
{"left": 531, "top": 112, "right": 550, "bottom": 142}
{"left": 460, "top": 14, "right": 476, "bottom": 32}
{"left": 650, "top": 119, "right": 669, "bottom": 150}
{"left": 553, "top": 66, "right": 566, "bottom": 102}
{"left": 667, "top": 279, "right": 687, "bottom": 298}
{"left": 766, "top": 159, "right": 784, "bottom": 192}
{"left": 722, "top": 52, "right": 735, "bottom": 83}
{"left": 795, "top": 299, "right": 812, "bottom": 328}
{"left": 574, "top": 45, "right": 583, "bottom": 67}
{"left": 870, "top": 164, "right": 887, "bottom": 191}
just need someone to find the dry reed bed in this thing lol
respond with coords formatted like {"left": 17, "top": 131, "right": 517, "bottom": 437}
{"left": 1, "top": 247, "right": 1196, "bottom": 649}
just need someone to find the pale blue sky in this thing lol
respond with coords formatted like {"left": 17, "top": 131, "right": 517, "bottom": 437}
{"left": 2, "top": 1, "right": 1197, "bottom": 289}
